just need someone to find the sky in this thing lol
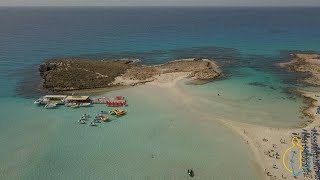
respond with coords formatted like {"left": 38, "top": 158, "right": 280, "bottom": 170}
{"left": 0, "top": 0, "right": 320, "bottom": 7}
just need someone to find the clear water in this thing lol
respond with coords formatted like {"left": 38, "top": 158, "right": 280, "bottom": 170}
{"left": 182, "top": 68, "right": 308, "bottom": 128}
{"left": 1, "top": 7, "right": 320, "bottom": 179}
{"left": 0, "top": 86, "right": 257, "bottom": 179}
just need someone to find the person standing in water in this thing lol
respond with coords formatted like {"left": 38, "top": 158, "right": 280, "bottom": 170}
{"left": 187, "top": 169, "right": 194, "bottom": 177}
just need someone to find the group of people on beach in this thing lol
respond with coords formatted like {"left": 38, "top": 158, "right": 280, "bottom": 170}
{"left": 260, "top": 127, "right": 320, "bottom": 180}
{"left": 262, "top": 137, "right": 284, "bottom": 179}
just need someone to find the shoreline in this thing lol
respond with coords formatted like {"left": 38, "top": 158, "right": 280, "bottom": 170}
{"left": 139, "top": 69, "right": 319, "bottom": 180}
{"left": 37, "top": 53, "right": 320, "bottom": 179}
{"left": 222, "top": 53, "right": 320, "bottom": 180}
{"left": 142, "top": 72, "right": 269, "bottom": 179}
{"left": 220, "top": 90, "right": 320, "bottom": 180}
{"left": 279, "top": 53, "right": 320, "bottom": 86}
{"left": 38, "top": 58, "right": 221, "bottom": 93}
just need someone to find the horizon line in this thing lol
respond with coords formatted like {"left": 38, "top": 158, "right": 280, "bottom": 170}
{"left": 1, "top": 5, "right": 320, "bottom": 8}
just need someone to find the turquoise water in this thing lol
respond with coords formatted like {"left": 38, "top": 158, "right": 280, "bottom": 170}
{"left": 1, "top": 7, "right": 320, "bottom": 179}
{"left": 182, "top": 68, "right": 308, "bottom": 128}
{"left": 0, "top": 87, "right": 258, "bottom": 179}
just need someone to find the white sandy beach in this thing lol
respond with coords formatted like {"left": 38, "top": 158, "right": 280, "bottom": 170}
{"left": 132, "top": 71, "right": 320, "bottom": 180}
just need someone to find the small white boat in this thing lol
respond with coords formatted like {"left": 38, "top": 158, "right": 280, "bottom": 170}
{"left": 100, "top": 111, "right": 108, "bottom": 114}
{"left": 79, "top": 119, "right": 86, "bottom": 124}
{"left": 83, "top": 114, "right": 90, "bottom": 118}
{"left": 34, "top": 98, "right": 44, "bottom": 105}
{"left": 65, "top": 103, "right": 76, "bottom": 107}
{"left": 70, "top": 104, "right": 79, "bottom": 108}
{"left": 44, "top": 103, "right": 57, "bottom": 109}
{"left": 79, "top": 103, "right": 91, "bottom": 107}
{"left": 90, "top": 121, "right": 97, "bottom": 126}
{"left": 94, "top": 119, "right": 101, "bottom": 123}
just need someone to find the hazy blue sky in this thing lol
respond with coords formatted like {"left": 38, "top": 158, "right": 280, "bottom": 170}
{"left": 1, "top": 0, "right": 320, "bottom": 7}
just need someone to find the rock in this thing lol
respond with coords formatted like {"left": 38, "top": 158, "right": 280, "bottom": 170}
{"left": 39, "top": 62, "right": 57, "bottom": 77}
{"left": 38, "top": 58, "right": 221, "bottom": 91}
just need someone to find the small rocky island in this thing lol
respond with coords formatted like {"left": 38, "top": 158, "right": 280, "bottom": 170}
{"left": 39, "top": 58, "right": 221, "bottom": 91}
{"left": 279, "top": 53, "right": 320, "bottom": 86}
{"left": 279, "top": 53, "right": 320, "bottom": 119}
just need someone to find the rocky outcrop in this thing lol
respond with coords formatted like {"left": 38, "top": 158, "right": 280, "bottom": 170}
{"left": 39, "top": 62, "right": 57, "bottom": 77}
{"left": 39, "top": 58, "right": 221, "bottom": 91}
{"left": 279, "top": 53, "right": 320, "bottom": 86}
{"left": 39, "top": 59, "right": 133, "bottom": 91}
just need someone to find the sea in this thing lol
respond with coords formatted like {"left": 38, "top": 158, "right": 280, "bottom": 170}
{"left": 0, "top": 7, "right": 320, "bottom": 179}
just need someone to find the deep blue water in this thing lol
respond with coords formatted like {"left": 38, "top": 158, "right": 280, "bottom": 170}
{"left": 1, "top": 7, "right": 320, "bottom": 98}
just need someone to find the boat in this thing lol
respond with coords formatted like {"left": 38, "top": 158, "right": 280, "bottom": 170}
{"left": 70, "top": 104, "right": 80, "bottom": 108}
{"left": 106, "top": 96, "right": 127, "bottom": 107}
{"left": 40, "top": 95, "right": 67, "bottom": 105}
{"left": 109, "top": 108, "right": 126, "bottom": 117}
{"left": 65, "top": 96, "right": 91, "bottom": 106}
{"left": 91, "top": 97, "right": 110, "bottom": 104}
{"left": 115, "top": 96, "right": 124, "bottom": 100}
{"left": 100, "top": 110, "right": 108, "bottom": 114}
{"left": 101, "top": 116, "right": 109, "bottom": 122}
{"left": 44, "top": 103, "right": 57, "bottom": 109}
{"left": 34, "top": 98, "right": 44, "bottom": 105}
{"left": 79, "top": 119, "right": 86, "bottom": 124}
{"left": 79, "top": 103, "right": 91, "bottom": 107}
{"left": 83, "top": 114, "right": 90, "bottom": 118}
{"left": 90, "top": 121, "right": 97, "bottom": 126}
{"left": 94, "top": 119, "right": 101, "bottom": 123}
{"left": 65, "top": 103, "right": 76, "bottom": 107}
{"left": 96, "top": 113, "right": 103, "bottom": 117}
{"left": 106, "top": 100, "right": 127, "bottom": 107}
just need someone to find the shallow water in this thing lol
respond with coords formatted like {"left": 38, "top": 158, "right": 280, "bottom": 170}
{"left": 182, "top": 68, "right": 309, "bottom": 128}
{"left": 0, "top": 86, "right": 258, "bottom": 179}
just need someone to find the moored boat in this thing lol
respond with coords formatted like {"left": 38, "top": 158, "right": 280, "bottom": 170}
{"left": 94, "top": 119, "right": 101, "bottom": 123}
{"left": 101, "top": 116, "right": 109, "bottom": 122}
{"left": 96, "top": 113, "right": 103, "bottom": 117}
{"left": 70, "top": 104, "right": 80, "bottom": 108}
{"left": 109, "top": 108, "right": 126, "bottom": 117}
{"left": 83, "top": 113, "right": 90, "bottom": 118}
{"left": 90, "top": 121, "right": 97, "bottom": 126}
{"left": 44, "top": 103, "right": 57, "bottom": 109}
{"left": 79, "top": 119, "right": 86, "bottom": 124}
{"left": 79, "top": 103, "right": 91, "bottom": 107}
{"left": 34, "top": 98, "right": 44, "bottom": 105}
{"left": 43, "top": 95, "right": 67, "bottom": 105}
{"left": 100, "top": 110, "right": 108, "bottom": 114}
